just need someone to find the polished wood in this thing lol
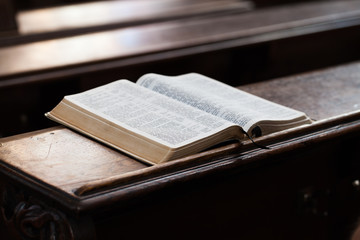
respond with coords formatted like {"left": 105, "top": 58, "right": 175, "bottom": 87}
{"left": 16, "top": 0, "right": 252, "bottom": 36}
{"left": 1, "top": 0, "right": 252, "bottom": 47}
{"left": 1, "top": 61, "right": 360, "bottom": 239}
{"left": 241, "top": 62, "right": 360, "bottom": 121}
{"left": 0, "top": 127, "right": 147, "bottom": 195}
{"left": 1, "top": 0, "right": 360, "bottom": 86}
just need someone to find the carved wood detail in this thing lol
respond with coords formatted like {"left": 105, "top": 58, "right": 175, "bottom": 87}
{"left": 0, "top": 184, "right": 74, "bottom": 240}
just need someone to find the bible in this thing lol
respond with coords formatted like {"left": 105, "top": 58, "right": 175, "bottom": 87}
{"left": 46, "top": 73, "right": 312, "bottom": 165}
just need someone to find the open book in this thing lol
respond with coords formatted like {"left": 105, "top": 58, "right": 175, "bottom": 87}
{"left": 46, "top": 73, "right": 312, "bottom": 165}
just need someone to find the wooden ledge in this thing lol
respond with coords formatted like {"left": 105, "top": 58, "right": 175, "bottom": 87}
{"left": 74, "top": 110, "right": 360, "bottom": 198}
{"left": 0, "top": 60, "right": 359, "bottom": 211}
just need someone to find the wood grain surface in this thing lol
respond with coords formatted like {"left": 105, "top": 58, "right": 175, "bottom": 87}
{"left": 240, "top": 62, "right": 360, "bottom": 121}
{"left": 0, "top": 127, "right": 146, "bottom": 195}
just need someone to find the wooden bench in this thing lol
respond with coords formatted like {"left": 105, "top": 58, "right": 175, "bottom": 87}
{"left": 1, "top": 0, "right": 360, "bottom": 137}
{"left": 1, "top": 0, "right": 252, "bottom": 46}
{"left": 1, "top": 61, "right": 360, "bottom": 239}
{"left": 1, "top": 0, "right": 360, "bottom": 86}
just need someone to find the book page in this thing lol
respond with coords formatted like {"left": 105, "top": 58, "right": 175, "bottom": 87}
{"left": 137, "top": 73, "right": 307, "bottom": 133}
{"left": 65, "top": 80, "right": 235, "bottom": 148}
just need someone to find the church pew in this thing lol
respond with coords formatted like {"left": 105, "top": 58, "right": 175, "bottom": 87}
{"left": 1, "top": 0, "right": 360, "bottom": 86}
{"left": 0, "top": 0, "right": 253, "bottom": 46}
{"left": 1, "top": 0, "right": 360, "bottom": 137}
{"left": 1, "top": 61, "right": 360, "bottom": 239}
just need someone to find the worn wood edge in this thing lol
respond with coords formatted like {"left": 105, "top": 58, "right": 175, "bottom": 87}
{"left": 0, "top": 126, "right": 85, "bottom": 211}
{"left": 0, "top": 151, "right": 82, "bottom": 212}
{"left": 73, "top": 141, "right": 243, "bottom": 196}
{"left": 2, "top": 1, "right": 360, "bottom": 86}
{"left": 76, "top": 112, "right": 360, "bottom": 212}
{"left": 0, "top": 111, "right": 359, "bottom": 213}
{"left": 0, "top": 126, "right": 62, "bottom": 142}
{"left": 74, "top": 110, "right": 360, "bottom": 197}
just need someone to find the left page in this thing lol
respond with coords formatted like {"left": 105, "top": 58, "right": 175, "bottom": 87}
{"left": 46, "top": 80, "right": 239, "bottom": 164}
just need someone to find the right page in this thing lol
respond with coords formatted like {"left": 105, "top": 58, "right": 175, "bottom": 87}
{"left": 137, "top": 73, "right": 312, "bottom": 136}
